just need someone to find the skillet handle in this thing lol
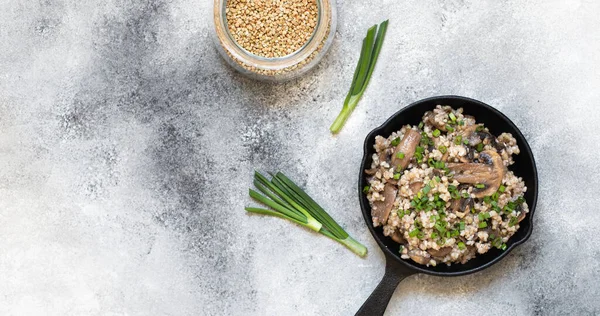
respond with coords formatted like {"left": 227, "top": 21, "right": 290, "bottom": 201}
{"left": 355, "top": 257, "right": 414, "bottom": 316}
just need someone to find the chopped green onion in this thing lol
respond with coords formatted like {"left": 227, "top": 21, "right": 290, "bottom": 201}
{"left": 448, "top": 185, "right": 457, "bottom": 192}
{"left": 427, "top": 158, "right": 435, "bottom": 168}
{"left": 396, "top": 152, "right": 405, "bottom": 159}
{"left": 451, "top": 191, "right": 460, "bottom": 200}
{"left": 478, "top": 221, "right": 488, "bottom": 228}
{"left": 330, "top": 20, "right": 389, "bottom": 134}
{"left": 363, "top": 185, "right": 370, "bottom": 193}
{"left": 476, "top": 125, "right": 484, "bottom": 132}
{"left": 431, "top": 232, "right": 439, "bottom": 239}
{"left": 432, "top": 129, "right": 441, "bottom": 137}
{"left": 475, "top": 183, "right": 485, "bottom": 189}
{"left": 458, "top": 120, "right": 465, "bottom": 126}
{"left": 434, "top": 176, "right": 441, "bottom": 183}
{"left": 390, "top": 137, "right": 400, "bottom": 146}
{"left": 438, "top": 145, "right": 447, "bottom": 154}
{"left": 449, "top": 113, "right": 457, "bottom": 121}
{"left": 414, "top": 152, "right": 423, "bottom": 163}
{"left": 463, "top": 139, "right": 469, "bottom": 145}
{"left": 509, "top": 216, "right": 519, "bottom": 227}
{"left": 457, "top": 242, "right": 466, "bottom": 250}
{"left": 435, "top": 222, "right": 446, "bottom": 234}
{"left": 461, "top": 191, "right": 470, "bottom": 199}
{"left": 499, "top": 185, "right": 506, "bottom": 193}
{"left": 446, "top": 126, "right": 455, "bottom": 132}
{"left": 393, "top": 173, "right": 401, "bottom": 180}
{"left": 491, "top": 192, "right": 499, "bottom": 201}
{"left": 418, "top": 122, "right": 424, "bottom": 129}
{"left": 483, "top": 196, "right": 491, "bottom": 204}
{"left": 501, "top": 243, "right": 507, "bottom": 250}
{"left": 455, "top": 135, "right": 463, "bottom": 145}
{"left": 476, "top": 143, "right": 484, "bottom": 152}
{"left": 422, "top": 184, "right": 431, "bottom": 194}
{"left": 459, "top": 221, "right": 465, "bottom": 230}
{"left": 409, "top": 228, "right": 420, "bottom": 238}
{"left": 399, "top": 245, "right": 404, "bottom": 253}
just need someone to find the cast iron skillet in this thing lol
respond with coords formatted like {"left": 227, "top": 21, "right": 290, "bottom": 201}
{"left": 356, "top": 96, "right": 538, "bottom": 316}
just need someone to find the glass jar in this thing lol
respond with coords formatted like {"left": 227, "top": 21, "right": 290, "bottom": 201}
{"left": 211, "top": 0, "right": 337, "bottom": 82}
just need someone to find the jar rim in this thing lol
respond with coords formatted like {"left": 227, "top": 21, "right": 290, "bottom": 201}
{"left": 213, "top": 0, "right": 332, "bottom": 71}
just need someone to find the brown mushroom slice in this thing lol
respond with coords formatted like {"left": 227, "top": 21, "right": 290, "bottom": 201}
{"left": 450, "top": 197, "right": 474, "bottom": 214}
{"left": 427, "top": 247, "right": 452, "bottom": 258}
{"left": 378, "top": 150, "right": 389, "bottom": 165}
{"left": 390, "top": 230, "right": 405, "bottom": 244}
{"left": 371, "top": 183, "right": 398, "bottom": 227}
{"left": 408, "top": 250, "right": 431, "bottom": 265}
{"left": 409, "top": 181, "right": 424, "bottom": 194}
{"left": 447, "top": 150, "right": 505, "bottom": 198}
{"left": 364, "top": 168, "right": 377, "bottom": 175}
{"left": 441, "top": 151, "right": 449, "bottom": 162}
{"left": 517, "top": 211, "right": 527, "bottom": 223}
{"left": 391, "top": 130, "right": 422, "bottom": 170}
{"left": 461, "top": 124, "right": 496, "bottom": 147}
{"left": 424, "top": 112, "right": 447, "bottom": 131}
{"left": 460, "top": 246, "right": 477, "bottom": 264}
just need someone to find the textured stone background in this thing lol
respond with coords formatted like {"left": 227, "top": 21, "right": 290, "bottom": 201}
{"left": 1, "top": 0, "right": 599, "bottom": 315}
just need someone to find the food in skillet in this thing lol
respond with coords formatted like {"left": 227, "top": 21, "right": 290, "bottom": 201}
{"left": 364, "top": 105, "right": 528, "bottom": 266}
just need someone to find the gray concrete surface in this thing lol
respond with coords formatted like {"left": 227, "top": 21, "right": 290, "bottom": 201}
{"left": 1, "top": 0, "right": 599, "bottom": 315}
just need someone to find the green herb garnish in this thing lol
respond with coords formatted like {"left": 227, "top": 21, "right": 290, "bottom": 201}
{"left": 432, "top": 129, "right": 441, "bottom": 137}
{"left": 390, "top": 137, "right": 400, "bottom": 146}
{"left": 330, "top": 20, "right": 389, "bottom": 134}
{"left": 409, "top": 228, "right": 420, "bottom": 238}
{"left": 246, "top": 171, "right": 367, "bottom": 257}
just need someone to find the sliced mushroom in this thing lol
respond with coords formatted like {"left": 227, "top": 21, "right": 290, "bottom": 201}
{"left": 409, "top": 181, "right": 424, "bottom": 194}
{"left": 408, "top": 250, "right": 431, "bottom": 265}
{"left": 378, "top": 150, "right": 389, "bottom": 165}
{"left": 371, "top": 183, "right": 398, "bottom": 227}
{"left": 450, "top": 197, "right": 473, "bottom": 214}
{"left": 517, "top": 211, "right": 527, "bottom": 223}
{"left": 427, "top": 247, "right": 452, "bottom": 258}
{"left": 424, "top": 112, "right": 447, "bottom": 131}
{"left": 460, "top": 246, "right": 477, "bottom": 264}
{"left": 391, "top": 130, "right": 422, "bottom": 170}
{"left": 386, "top": 179, "right": 398, "bottom": 185}
{"left": 447, "top": 150, "right": 505, "bottom": 198}
{"left": 441, "top": 151, "right": 449, "bottom": 162}
{"left": 364, "top": 168, "right": 377, "bottom": 175}
{"left": 390, "top": 230, "right": 405, "bottom": 244}
{"left": 461, "top": 124, "right": 496, "bottom": 147}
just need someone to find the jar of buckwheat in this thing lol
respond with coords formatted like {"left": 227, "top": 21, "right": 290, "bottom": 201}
{"left": 212, "top": 0, "right": 337, "bottom": 82}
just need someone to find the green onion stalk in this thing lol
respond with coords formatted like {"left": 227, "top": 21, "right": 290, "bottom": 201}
{"left": 330, "top": 20, "right": 389, "bottom": 134}
{"left": 246, "top": 171, "right": 368, "bottom": 257}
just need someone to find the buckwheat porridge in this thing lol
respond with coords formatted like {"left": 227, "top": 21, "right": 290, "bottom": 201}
{"left": 364, "top": 105, "right": 528, "bottom": 266}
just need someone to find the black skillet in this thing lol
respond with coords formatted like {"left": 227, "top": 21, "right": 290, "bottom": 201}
{"left": 355, "top": 95, "right": 538, "bottom": 316}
